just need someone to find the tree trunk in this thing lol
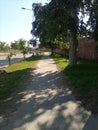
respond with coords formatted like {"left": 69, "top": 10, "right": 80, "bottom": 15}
{"left": 51, "top": 48, "right": 54, "bottom": 55}
{"left": 69, "top": 31, "right": 78, "bottom": 66}
{"left": 23, "top": 54, "right": 26, "bottom": 60}
{"left": 8, "top": 57, "right": 11, "bottom": 65}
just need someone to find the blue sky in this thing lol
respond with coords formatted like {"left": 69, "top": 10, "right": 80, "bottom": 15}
{"left": 0, "top": 0, "right": 49, "bottom": 44}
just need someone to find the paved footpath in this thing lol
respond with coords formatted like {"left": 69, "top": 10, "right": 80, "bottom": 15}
{"left": 1, "top": 52, "right": 98, "bottom": 130}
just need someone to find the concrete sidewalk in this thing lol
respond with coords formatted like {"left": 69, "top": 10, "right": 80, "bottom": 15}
{"left": 1, "top": 52, "right": 98, "bottom": 130}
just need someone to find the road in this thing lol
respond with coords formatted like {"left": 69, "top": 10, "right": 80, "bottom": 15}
{"left": 0, "top": 53, "right": 32, "bottom": 68}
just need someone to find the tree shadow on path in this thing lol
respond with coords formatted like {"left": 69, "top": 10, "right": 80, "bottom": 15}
{"left": 1, "top": 54, "right": 98, "bottom": 130}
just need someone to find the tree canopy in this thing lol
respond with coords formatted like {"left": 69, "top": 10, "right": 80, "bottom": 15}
{"left": 11, "top": 39, "right": 30, "bottom": 59}
{"left": 0, "top": 41, "right": 10, "bottom": 52}
{"left": 32, "top": 0, "right": 98, "bottom": 66}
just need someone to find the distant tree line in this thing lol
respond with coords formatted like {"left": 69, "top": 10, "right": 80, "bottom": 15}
{"left": 0, "top": 39, "right": 32, "bottom": 61}
{"left": 10, "top": 39, "right": 31, "bottom": 59}
{"left": 0, "top": 41, "right": 10, "bottom": 52}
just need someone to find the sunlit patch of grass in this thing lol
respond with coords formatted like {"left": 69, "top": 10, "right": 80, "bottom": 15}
{"left": 52, "top": 54, "right": 98, "bottom": 94}
{"left": 52, "top": 53, "right": 98, "bottom": 112}
{"left": 0, "top": 55, "right": 42, "bottom": 100}
{"left": 51, "top": 54, "right": 68, "bottom": 69}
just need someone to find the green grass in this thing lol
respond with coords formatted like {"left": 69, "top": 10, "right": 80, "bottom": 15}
{"left": 52, "top": 54, "right": 68, "bottom": 69}
{"left": 0, "top": 55, "right": 42, "bottom": 100}
{"left": 52, "top": 54, "right": 98, "bottom": 112}
{"left": 52, "top": 54, "right": 98, "bottom": 94}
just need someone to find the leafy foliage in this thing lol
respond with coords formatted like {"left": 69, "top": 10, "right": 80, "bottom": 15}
{"left": 18, "top": 39, "right": 29, "bottom": 59}
{"left": 11, "top": 41, "right": 20, "bottom": 50}
{"left": 11, "top": 39, "right": 30, "bottom": 59}
{"left": 0, "top": 41, "right": 10, "bottom": 52}
{"left": 32, "top": 0, "right": 98, "bottom": 66}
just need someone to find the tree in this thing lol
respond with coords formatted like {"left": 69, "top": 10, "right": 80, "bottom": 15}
{"left": 89, "top": 0, "right": 98, "bottom": 41}
{"left": 29, "top": 39, "right": 37, "bottom": 47}
{"left": 0, "top": 41, "right": 10, "bottom": 52}
{"left": 11, "top": 39, "right": 30, "bottom": 59}
{"left": 32, "top": 2, "right": 68, "bottom": 54}
{"left": 79, "top": 0, "right": 98, "bottom": 41}
{"left": 0, "top": 42, "right": 6, "bottom": 51}
{"left": 32, "top": 0, "right": 97, "bottom": 66}
{"left": 18, "top": 39, "right": 29, "bottom": 60}
{"left": 11, "top": 40, "right": 20, "bottom": 50}
{"left": 50, "top": 0, "right": 88, "bottom": 66}
{"left": 7, "top": 52, "right": 15, "bottom": 65}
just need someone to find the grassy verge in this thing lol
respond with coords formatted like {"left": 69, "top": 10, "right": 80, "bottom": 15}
{"left": 0, "top": 54, "right": 42, "bottom": 101}
{"left": 52, "top": 53, "right": 98, "bottom": 113}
